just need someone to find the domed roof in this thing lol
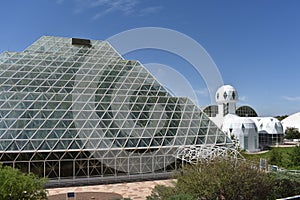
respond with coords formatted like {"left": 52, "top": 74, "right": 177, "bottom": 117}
{"left": 250, "top": 117, "right": 283, "bottom": 134}
{"left": 221, "top": 114, "right": 259, "bottom": 152}
{"left": 223, "top": 114, "right": 256, "bottom": 127}
{"left": 236, "top": 105, "right": 258, "bottom": 117}
{"left": 281, "top": 112, "right": 300, "bottom": 132}
{"left": 222, "top": 114, "right": 257, "bottom": 137}
{"left": 216, "top": 85, "right": 238, "bottom": 104}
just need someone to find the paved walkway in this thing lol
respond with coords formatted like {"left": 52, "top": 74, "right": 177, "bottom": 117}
{"left": 47, "top": 179, "right": 175, "bottom": 200}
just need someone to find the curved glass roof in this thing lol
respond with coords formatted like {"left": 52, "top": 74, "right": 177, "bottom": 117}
{"left": 236, "top": 105, "right": 258, "bottom": 117}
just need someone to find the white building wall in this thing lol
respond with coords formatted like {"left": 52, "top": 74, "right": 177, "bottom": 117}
{"left": 281, "top": 112, "right": 300, "bottom": 132}
{"left": 221, "top": 114, "right": 259, "bottom": 152}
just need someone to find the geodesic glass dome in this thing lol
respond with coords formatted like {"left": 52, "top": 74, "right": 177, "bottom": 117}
{"left": 0, "top": 36, "right": 232, "bottom": 185}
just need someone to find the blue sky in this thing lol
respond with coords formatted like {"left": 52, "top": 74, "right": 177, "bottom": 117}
{"left": 0, "top": 0, "right": 300, "bottom": 116}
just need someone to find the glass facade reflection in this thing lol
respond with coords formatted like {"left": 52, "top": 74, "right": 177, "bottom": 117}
{"left": 0, "top": 36, "right": 231, "bottom": 185}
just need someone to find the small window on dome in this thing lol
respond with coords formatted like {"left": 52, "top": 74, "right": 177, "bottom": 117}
{"left": 223, "top": 92, "right": 228, "bottom": 99}
{"left": 232, "top": 91, "right": 236, "bottom": 100}
{"left": 242, "top": 124, "right": 245, "bottom": 132}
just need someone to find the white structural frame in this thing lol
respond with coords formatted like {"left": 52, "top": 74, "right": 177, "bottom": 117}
{"left": 176, "top": 145, "right": 243, "bottom": 164}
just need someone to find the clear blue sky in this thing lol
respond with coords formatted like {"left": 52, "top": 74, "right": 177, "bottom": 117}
{"left": 0, "top": 0, "right": 300, "bottom": 116}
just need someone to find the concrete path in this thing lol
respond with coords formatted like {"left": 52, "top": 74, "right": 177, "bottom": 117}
{"left": 47, "top": 179, "right": 175, "bottom": 200}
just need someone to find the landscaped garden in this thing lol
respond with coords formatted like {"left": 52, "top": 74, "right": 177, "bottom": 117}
{"left": 147, "top": 158, "right": 300, "bottom": 200}
{"left": 242, "top": 146, "right": 300, "bottom": 170}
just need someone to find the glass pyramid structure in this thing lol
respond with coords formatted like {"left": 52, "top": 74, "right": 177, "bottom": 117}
{"left": 0, "top": 36, "right": 231, "bottom": 185}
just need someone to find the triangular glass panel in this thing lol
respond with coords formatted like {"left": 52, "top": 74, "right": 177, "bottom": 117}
{"left": 30, "top": 140, "right": 42, "bottom": 150}
{"left": 54, "top": 141, "right": 66, "bottom": 150}
{"left": 39, "top": 141, "right": 51, "bottom": 150}
{"left": 7, "top": 142, "right": 20, "bottom": 151}
{"left": 23, "top": 142, "right": 35, "bottom": 151}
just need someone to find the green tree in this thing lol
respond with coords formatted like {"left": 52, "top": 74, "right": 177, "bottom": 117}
{"left": 285, "top": 127, "right": 300, "bottom": 139}
{"left": 0, "top": 164, "right": 47, "bottom": 200}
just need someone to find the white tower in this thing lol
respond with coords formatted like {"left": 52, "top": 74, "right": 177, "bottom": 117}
{"left": 215, "top": 85, "right": 238, "bottom": 117}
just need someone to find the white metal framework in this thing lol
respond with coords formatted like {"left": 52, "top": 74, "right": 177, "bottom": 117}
{"left": 0, "top": 36, "right": 233, "bottom": 185}
{"left": 176, "top": 145, "right": 242, "bottom": 164}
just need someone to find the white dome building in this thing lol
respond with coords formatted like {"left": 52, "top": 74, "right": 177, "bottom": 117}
{"left": 216, "top": 85, "right": 238, "bottom": 104}
{"left": 281, "top": 112, "right": 300, "bottom": 132}
{"left": 251, "top": 117, "right": 284, "bottom": 148}
{"left": 222, "top": 114, "right": 259, "bottom": 152}
{"left": 251, "top": 118, "right": 283, "bottom": 134}
{"left": 205, "top": 84, "right": 284, "bottom": 152}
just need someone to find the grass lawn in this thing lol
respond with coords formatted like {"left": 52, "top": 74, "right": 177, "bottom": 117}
{"left": 241, "top": 147, "right": 300, "bottom": 170}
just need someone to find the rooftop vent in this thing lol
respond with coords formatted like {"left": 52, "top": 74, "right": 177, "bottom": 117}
{"left": 72, "top": 38, "right": 92, "bottom": 47}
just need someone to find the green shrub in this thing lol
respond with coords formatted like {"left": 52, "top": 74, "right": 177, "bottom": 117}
{"left": 167, "top": 193, "right": 196, "bottom": 200}
{"left": 147, "top": 184, "right": 176, "bottom": 200}
{"left": 0, "top": 164, "right": 47, "bottom": 200}
{"left": 290, "top": 146, "right": 300, "bottom": 167}
{"left": 147, "top": 159, "right": 300, "bottom": 200}
{"left": 268, "top": 171, "right": 300, "bottom": 198}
